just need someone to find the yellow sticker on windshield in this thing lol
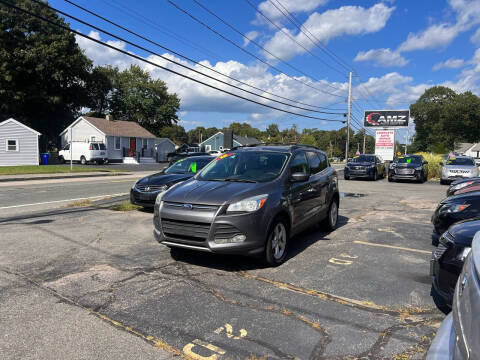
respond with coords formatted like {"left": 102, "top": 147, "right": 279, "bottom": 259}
{"left": 353, "top": 156, "right": 359, "bottom": 158}
{"left": 398, "top": 156, "right": 404, "bottom": 159}
{"left": 216, "top": 152, "right": 233, "bottom": 161}
{"left": 175, "top": 158, "right": 186, "bottom": 164}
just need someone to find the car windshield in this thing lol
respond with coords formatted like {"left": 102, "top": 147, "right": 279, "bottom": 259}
{"left": 351, "top": 155, "right": 375, "bottom": 163}
{"left": 446, "top": 158, "right": 475, "bottom": 166}
{"left": 164, "top": 158, "right": 212, "bottom": 174}
{"left": 197, "top": 151, "right": 289, "bottom": 183}
{"left": 395, "top": 156, "right": 422, "bottom": 164}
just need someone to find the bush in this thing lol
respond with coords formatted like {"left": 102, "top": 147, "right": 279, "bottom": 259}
{"left": 415, "top": 152, "right": 443, "bottom": 180}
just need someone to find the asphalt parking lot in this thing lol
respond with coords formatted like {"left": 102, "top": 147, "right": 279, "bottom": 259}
{"left": 0, "top": 177, "right": 447, "bottom": 359}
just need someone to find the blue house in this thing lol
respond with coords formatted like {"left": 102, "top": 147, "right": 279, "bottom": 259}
{"left": 199, "top": 131, "right": 261, "bottom": 152}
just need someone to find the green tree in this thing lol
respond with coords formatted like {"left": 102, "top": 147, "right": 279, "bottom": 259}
{"left": 299, "top": 134, "right": 316, "bottom": 146}
{"left": 159, "top": 124, "right": 187, "bottom": 144}
{"left": 0, "top": 0, "right": 93, "bottom": 149}
{"left": 86, "top": 66, "right": 116, "bottom": 118}
{"left": 109, "top": 65, "right": 180, "bottom": 136}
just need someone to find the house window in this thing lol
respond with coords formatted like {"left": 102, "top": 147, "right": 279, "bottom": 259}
{"left": 6, "top": 139, "right": 18, "bottom": 152}
{"left": 142, "top": 139, "right": 148, "bottom": 149}
{"left": 115, "top": 137, "right": 121, "bottom": 150}
{"left": 91, "top": 136, "right": 96, "bottom": 142}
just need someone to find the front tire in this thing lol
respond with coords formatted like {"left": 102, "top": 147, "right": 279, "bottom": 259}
{"left": 80, "top": 156, "right": 87, "bottom": 165}
{"left": 58, "top": 156, "right": 65, "bottom": 164}
{"left": 431, "top": 285, "right": 451, "bottom": 315}
{"left": 388, "top": 175, "right": 394, "bottom": 182}
{"left": 322, "top": 197, "right": 339, "bottom": 231}
{"left": 265, "top": 219, "right": 288, "bottom": 266}
{"left": 344, "top": 174, "right": 350, "bottom": 180}
{"left": 371, "top": 170, "right": 377, "bottom": 181}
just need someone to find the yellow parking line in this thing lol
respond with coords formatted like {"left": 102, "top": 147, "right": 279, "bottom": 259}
{"left": 353, "top": 240, "right": 431, "bottom": 254}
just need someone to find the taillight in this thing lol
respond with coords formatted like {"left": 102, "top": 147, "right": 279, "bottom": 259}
{"left": 89, "top": 144, "right": 93, "bottom": 150}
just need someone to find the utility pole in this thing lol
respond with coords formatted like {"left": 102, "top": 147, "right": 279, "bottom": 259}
{"left": 405, "top": 128, "right": 409, "bottom": 155}
{"left": 362, "top": 131, "right": 366, "bottom": 154}
{"left": 70, "top": 127, "right": 73, "bottom": 171}
{"left": 345, "top": 71, "right": 353, "bottom": 161}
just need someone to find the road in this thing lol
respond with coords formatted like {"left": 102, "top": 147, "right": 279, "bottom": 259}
{"left": 0, "top": 177, "right": 448, "bottom": 359}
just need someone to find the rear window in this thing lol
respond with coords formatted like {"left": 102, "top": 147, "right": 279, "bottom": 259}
{"left": 91, "top": 143, "right": 99, "bottom": 150}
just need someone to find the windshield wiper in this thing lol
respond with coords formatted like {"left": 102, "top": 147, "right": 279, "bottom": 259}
{"left": 224, "top": 178, "right": 257, "bottom": 183}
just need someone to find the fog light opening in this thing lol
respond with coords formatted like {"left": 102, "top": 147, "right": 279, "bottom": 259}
{"left": 214, "top": 234, "right": 246, "bottom": 244}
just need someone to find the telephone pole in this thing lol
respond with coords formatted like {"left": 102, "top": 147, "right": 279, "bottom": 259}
{"left": 345, "top": 71, "right": 353, "bottom": 161}
{"left": 405, "top": 128, "right": 409, "bottom": 155}
{"left": 363, "top": 131, "right": 366, "bottom": 154}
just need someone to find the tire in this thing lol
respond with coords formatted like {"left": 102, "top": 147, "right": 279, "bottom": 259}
{"left": 388, "top": 176, "right": 393, "bottom": 182}
{"left": 440, "top": 179, "right": 447, "bottom": 185}
{"left": 58, "top": 156, "right": 65, "bottom": 164}
{"left": 322, "top": 197, "right": 339, "bottom": 231}
{"left": 371, "top": 170, "right": 377, "bottom": 181}
{"left": 344, "top": 174, "right": 350, "bottom": 180}
{"left": 431, "top": 285, "right": 451, "bottom": 315}
{"left": 80, "top": 156, "right": 87, "bottom": 165}
{"left": 265, "top": 218, "right": 288, "bottom": 266}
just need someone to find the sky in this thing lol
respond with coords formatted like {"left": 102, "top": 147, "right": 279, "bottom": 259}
{"left": 49, "top": 0, "right": 480, "bottom": 141}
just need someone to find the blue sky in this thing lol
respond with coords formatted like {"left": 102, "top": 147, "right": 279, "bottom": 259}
{"left": 50, "top": 0, "right": 480, "bottom": 139}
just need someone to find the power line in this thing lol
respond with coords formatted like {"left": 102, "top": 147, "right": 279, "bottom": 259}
{"left": 242, "top": 0, "right": 347, "bottom": 80}
{"left": 0, "top": 0, "right": 347, "bottom": 124}
{"left": 93, "top": 0, "right": 343, "bottom": 112}
{"left": 168, "top": 0, "right": 346, "bottom": 99}
{"left": 58, "top": 0, "right": 344, "bottom": 115}
{"left": 269, "top": 0, "right": 354, "bottom": 74}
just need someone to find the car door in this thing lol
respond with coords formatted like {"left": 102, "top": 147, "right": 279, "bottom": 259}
{"left": 307, "top": 151, "right": 328, "bottom": 218}
{"left": 288, "top": 152, "right": 312, "bottom": 230}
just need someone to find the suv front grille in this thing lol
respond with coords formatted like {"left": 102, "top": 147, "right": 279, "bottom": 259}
{"left": 163, "top": 202, "right": 218, "bottom": 211}
{"left": 135, "top": 184, "right": 167, "bottom": 192}
{"left": 161, "top": 218, "right": 210, "bottom": 243}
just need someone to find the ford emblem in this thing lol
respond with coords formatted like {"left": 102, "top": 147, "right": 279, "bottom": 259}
{"left": 183, "top": 204, "right": 193, "bottom": 210}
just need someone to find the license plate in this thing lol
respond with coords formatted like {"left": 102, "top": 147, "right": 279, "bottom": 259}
{"left": 101, "top": 152, "right": 105, "bottom": 155}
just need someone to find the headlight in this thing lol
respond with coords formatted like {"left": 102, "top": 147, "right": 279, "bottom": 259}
{"left": 389, "top": 163, "right": 396, "bottom": 169}
{"left": 226, "top": 194, "right": 268, "bottom": 213}
{"left": 442, "top": 167, "right": 447, "bottom": 173}
{"left": 457, "top": 247, "right": 472, "bottom": 261}
{"left": 473, "top": 168, "right": 479, "bottom": 176}
{"left": 439, "top": 203, "right": 471, "bottom": 214}
{"left": 415, "top": 166, "right": 423, "bottom": 171}
{"left": 155, "top": 191, "right": 165, "bottom": 206}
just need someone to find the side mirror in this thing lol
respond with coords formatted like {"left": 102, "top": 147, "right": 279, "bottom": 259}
{"left": 423, "top": 161, "right": 428, "bottom": 165}
{"left": 290, "top": 172, "right": 310, "bottom": 182}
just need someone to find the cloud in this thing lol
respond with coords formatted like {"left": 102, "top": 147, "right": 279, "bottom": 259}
{"left": 471, "top": 27, "right": 480, "bottom": 45}
{"left": 354, "top": 48, "right": 408, "bottom": 67}
{"left": 262, "top": 3, "right": 395, "bottom": 61}
{"left": 254, "top": 0, "right": 328, "bottom": 27}
{"left": 243, "top": 31, "right": 260, "bottom": 47}
{"left": 433, "top": 58, "right": 465, "bottom": 71}
{"left": 398, "top": 24, "right": 460, "bottom": 52}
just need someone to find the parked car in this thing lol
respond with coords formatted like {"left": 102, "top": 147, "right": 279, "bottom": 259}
{"left": 431, "top": 191, "right": 480, "bottom": 235}
{"left": 430, "top": 218, "right": 479, "bottom": 313}
{"left": 426, "top": 231, "right": 480, "bottom": 359}
{"left": 388, "top": 155, "right": 428, "bottom": 182}
{"left": 446, "top": 178, "right": 480, "bottom": 197}
{"left": 130, "top": 156, "right": 214, "bottom": 208}
{"left": 153, "top": 145, "right": 340, "bottom": 265}
{"left": 344, "top": 154, "right": 385, "bottom": 180}
{"left": 168, "top": 152, "right": 211, "bottom": 165}
{"left": 58, "top": 141, "right": 108, "bottom": 165}
{"left": 440, "top": 155, "right": 479, "bottom": 185}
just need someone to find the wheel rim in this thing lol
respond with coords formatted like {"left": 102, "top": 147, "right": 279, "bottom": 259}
{"left": 271, "top": 223, "right": 286, "bottom": 260}
{"left": 330, "top": 201, "right": 338, "bottom": 228}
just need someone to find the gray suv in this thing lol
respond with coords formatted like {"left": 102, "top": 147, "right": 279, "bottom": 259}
{"left": 153, "top": 145, "right": 340, "bottom": 265}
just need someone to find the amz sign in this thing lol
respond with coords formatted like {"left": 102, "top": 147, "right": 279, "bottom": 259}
{"left": 364, "top": 110, "right": 409, "bottom": 128}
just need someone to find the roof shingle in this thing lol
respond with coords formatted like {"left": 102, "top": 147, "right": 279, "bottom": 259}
{"left": 83, "top": 116, "right": 156, "bottom": 138}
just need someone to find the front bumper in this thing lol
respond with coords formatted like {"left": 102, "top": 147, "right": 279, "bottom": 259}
{"left": 388, "top": 168, "right": 422, "bottom": 180}
{"left": 130, "top": 189, "right": 160, "bottom": 207}
{"left": 153, "top": 202, "right": 268, "bottom": 256}
{"left": 344, "top": 167, "right": 374, "bottom": 178}
{"left": 426, "top": 313, "right": 456, "bottom": 359}
{"left": 430, "top": 250, "right": 455, "bottom": 308}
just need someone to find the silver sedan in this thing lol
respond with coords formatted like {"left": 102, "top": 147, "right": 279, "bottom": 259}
{"left": 440, "top": 156, "right": 479, "bottom": 185}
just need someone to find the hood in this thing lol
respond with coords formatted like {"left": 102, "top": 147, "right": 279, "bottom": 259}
{"left": 449, "top": 218, "right": 480, "bottom": 246}
{"left": 442, "top": 190, "right": 480, "bottom": 204}
{"left": 347, "top": 162, "right": 373, "bottom": 167}
{"left": 451, "top": 177, "right": 480, "bottom": 186}
{"left": 444, "top": 164, "right": 476, "bottom": 171}
{"left": 137, "top": 172, "right": 192, "bottom": 186}
{"left": 162, "top": 178, "right": 271, "bottom": 206}
{"left": 395, "top": 162, "right": 421, "bottom": 168}
{"left": 456, "top": 184, "right": 480, "bottom": 195}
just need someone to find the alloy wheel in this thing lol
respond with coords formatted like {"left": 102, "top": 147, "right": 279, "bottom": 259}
{"left": 271, "top": 223, "right": 287, "bottom": 260}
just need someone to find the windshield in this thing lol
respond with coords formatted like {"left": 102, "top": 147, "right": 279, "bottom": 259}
{"left": 164, "top": 158, "right": 212, "bottom": 174}
{"left": 197, "top": 151, "right": 289, "bottom": 183}
{"left": 395, "top": 156, "right": 421, "bottom": 164}
{"left": 446, "top": 157, "right": 475, "bottom": 166}
{"left": 351, "top": 155, "right": 375, "bottom": 163}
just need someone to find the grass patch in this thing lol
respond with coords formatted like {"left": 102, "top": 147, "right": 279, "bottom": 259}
{"left": 65, "top": 199, "right": 93, "bottom": 207}
{"left": 110, "top": 201, "right": 141, "bottom": 211}
{"left": 414, "top": 152, "right": 444, "bottom": 180}
{"left": 0, "top": 165, "right": 126, "bottom": 175}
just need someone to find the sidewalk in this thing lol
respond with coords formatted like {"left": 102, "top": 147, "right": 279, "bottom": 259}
{"left": 0, "top": 171, "right": 133, "bottom": 183}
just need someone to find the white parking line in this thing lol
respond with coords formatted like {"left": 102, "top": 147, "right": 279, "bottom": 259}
{"left": 0, "top": 193, "right": 128, "bottom": 210}
{"left": 353, "top": 240, "right": 431, "bottom": 254}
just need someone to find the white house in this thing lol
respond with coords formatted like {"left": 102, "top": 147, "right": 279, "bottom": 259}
{"left": 60, "top": 115, "right": 175, "bottom": 163}
{"left": 0, "top": 118, "right": 41, "bottom": 166}
{"left": 455, "top": 143, "right": 480, "bottom": 159}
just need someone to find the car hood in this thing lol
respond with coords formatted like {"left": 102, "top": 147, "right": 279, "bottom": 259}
{"left": 347, "top": 162, "right": 373, "bottom": 167}
{"left": 162, "top": 178, "right": 272, "bottom": 206}
{"left": 137, "top": 172, "right": 192, "bottom": 186}
{"left": 442, "top": 190, "right": 480, "bottom": 204}
{"left": 449, "top": 218, "right": 480, "bottom": 246}
{"left": 394, "top": 162, "right": 421, "bottom": 168}
{"left": 451, "top": 177, "right": 480, "bottom": 186}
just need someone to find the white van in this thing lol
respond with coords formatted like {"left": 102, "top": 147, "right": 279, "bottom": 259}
{"left": 59, "top": 142, "right": 108, "bottom": 165}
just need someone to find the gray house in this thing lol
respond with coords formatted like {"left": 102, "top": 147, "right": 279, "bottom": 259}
{"left": 0, "top": 118, "right": 41, "bottom": 166}
{"left": 60, "top": 116, "right": 175, "bottom": 163}
{"left": 199, "top": 131, "right": 261, "bottom": 151}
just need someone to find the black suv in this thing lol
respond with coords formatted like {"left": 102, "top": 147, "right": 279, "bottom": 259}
{"left": 388, "top": 155, "right": 428, "bottom": 182}
{"left": 153, "top": 145, "right": 340, "bottom": 265}
{"left": 344, "top": 154, "right": 386, "bottom": 180}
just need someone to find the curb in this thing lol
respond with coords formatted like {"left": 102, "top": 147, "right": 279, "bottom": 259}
{"left": 0, "top": 172, "right": 132, "bottom": 183}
